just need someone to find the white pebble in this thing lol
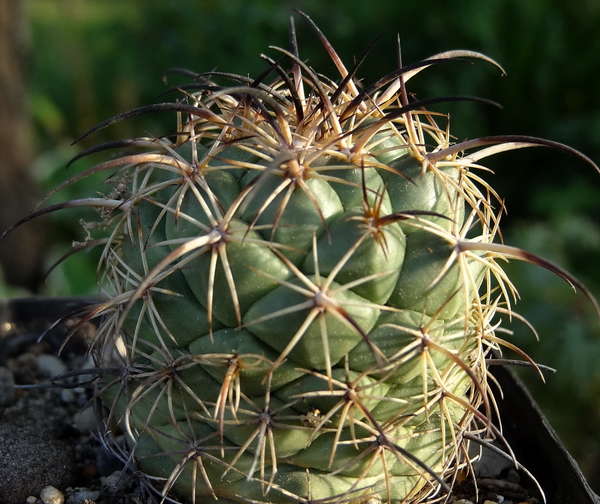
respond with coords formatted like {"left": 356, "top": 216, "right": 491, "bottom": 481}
{"left": 60, "top": 388, "right": 76, "bottom": 403}
{"left": 40, "top": 485, "right": 64, "bottom": 504}
{"left": 74, "top": 406, "right": 97, "bottom": 433}
{"left": 36, "top": 354, "right": 68, "bottom": 378}
{"left": 26, "top": 497, "right": 37, "bottom": 504}
{"left": 74, "top": 489, "right": 101, "bottom": 502}
{"left": 101, "top": 470, "right": 122, "bottom": 488}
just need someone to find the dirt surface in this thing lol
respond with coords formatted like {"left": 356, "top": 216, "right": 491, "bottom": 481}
{"left": 0, "top": 307, "right": 152, "bottom": 504}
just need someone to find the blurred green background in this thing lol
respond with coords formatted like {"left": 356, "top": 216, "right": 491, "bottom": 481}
{"left": 1, "top": 0, "right": 599, "bottom": 492}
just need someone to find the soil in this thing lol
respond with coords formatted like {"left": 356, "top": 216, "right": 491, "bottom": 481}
{"left": 0, "top": 303, "right": 151, "bottom": 504}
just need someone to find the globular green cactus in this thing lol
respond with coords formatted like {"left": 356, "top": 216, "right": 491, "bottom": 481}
{"left": 12, "top": 12, "right": 600, "bottom": 504}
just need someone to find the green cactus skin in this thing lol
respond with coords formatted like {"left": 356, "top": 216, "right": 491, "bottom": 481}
{"left": 19, "top": 12, "right": 599, "bottom": 504}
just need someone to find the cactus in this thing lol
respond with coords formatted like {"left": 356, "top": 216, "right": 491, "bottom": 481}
{"left": 8, "top": 12, "right": 600, "bottom": 504}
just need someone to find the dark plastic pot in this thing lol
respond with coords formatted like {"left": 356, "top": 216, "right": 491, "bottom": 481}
{"left": 489, "top": 362, "right": 600, "bottom": 504}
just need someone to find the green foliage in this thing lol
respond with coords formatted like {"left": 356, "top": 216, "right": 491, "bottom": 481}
{"left": 28, "top": 0, "right": 600, "bottom": 291}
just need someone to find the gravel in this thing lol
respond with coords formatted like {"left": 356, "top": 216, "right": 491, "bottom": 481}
{"left": 0, "top": 312, "right": 149, "bottom": 504}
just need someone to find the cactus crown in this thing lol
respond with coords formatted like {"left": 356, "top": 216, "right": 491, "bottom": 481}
{"left": 6, "top": 11, "right": 599, "bottom": 504}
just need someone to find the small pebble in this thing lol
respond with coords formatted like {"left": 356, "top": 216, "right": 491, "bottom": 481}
{"left": 74, "top": 406, "right": 97, "bottom": 433}
{"left": 26, "top": 497, "right": 37, "bottom": 504}
{"left": 73, "top": 489, "right": 101, "bottom": 502}
{"left": 36, "top": 354, "right": 68, "bottom": 378}
{"left": 40, "top": 485, "right": 64, "bottom": 504}
{"left": 100, "top": 470, "right": 122, "bottom": 489}
{"left": 60, "top": 388, "right": 76, "bottom": 403}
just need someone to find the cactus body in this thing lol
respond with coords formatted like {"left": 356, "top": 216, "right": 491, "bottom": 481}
{"left": 34, "top": 13, "right": 598, "bottom": 504}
